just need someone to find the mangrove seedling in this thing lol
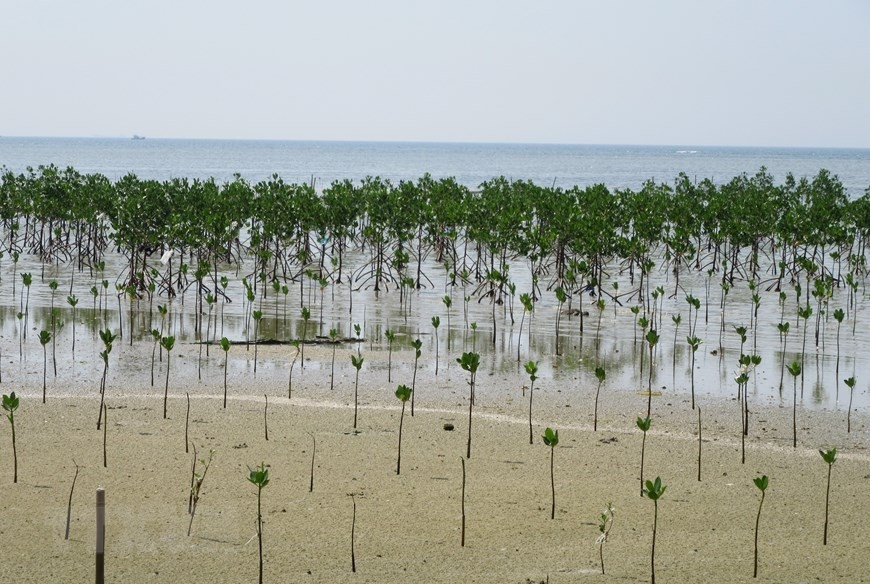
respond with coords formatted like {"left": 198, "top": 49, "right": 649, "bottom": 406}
{"left": 188, "top": 448, "right": 214, "bottom": 536}
{"left": 753, "top": 474, "right": 769, "bottom": 578}
{"left": 517, "top": 292, "right": 533, "bottom": 362}
{"left": 185, "top": 393, "right": 190, "bottom": 453}
{"left": 458, "top": 351, "right": 480, "bottom": 459}
{"left": 542, "top": 427, "right": 559, "bottom": 519}
{"left": 300, "top": 306, "right": 311, "bottom": 368}
{"left": 329, "top": 327, "right": 339, "bottom": 391}
{"left": 845, "top": 376, "right": 856, "bottom": 432}
{"left": 161, "top": 335, "right": 176, "bottom": 419}
{"left": 2, "top": 392, "right": 19, "bottom": 483}
{"left": 97, "top": 402, "right": 106, "bottom": 469}
{"left": 350, "top": 493, "right": 357, "bottom": 573}
{"left": 384, "top": 328, "right": 396, "bottom": 382}
{"left": 288, "top": 339, "right": 301, "bottom": 399}
{"left": 220, "top": 337, "right": 230, "bottom": 408}
{"left": 637, "top": 415, "right": 652, "bottom": 497}
{"left": 395, "top": 384, "right": 412, "bottom": 474}
{"left": 263, "top": 395, "right": 269, "bottom": 441}
{"left": 643, "top": 476, "right": 666, "bottom": 584}
{"left": 67, "top": 294, "right": 78, "bottom": 354}
{"left": 525, "top": 360, "right": 539, "bottom": 444}
{"left": 307, "top": 432, "right": 316, "bottom": 492}
{"left": 786, "top": 360, "right": 801, "bottom": 447}
{"left": 248, "top": 463, "right": 270, "bottom": 584}
{"left": 410, "top": 338, "right": 422, "bottom": 415}
{"left": 65, "top": 459, "right": 80, "bottom": 540}
{"left": 442, "top": 294, "right": 452, "bottom": 349}
{"left": 351, "top": 353, "right": 364, "bottom": 428}
{"left": 834, "top": 308, "right": 845, "bottom": 396}
{"left": 594, "top": 365, "right": 606, "bottom": 431}
{"left": 21, "top": 272, "right": 32, "bottom": 338}
{"left": 820, "top": 447, "right": 837, "bottom": 545}
{"left": 252, "top": 309, "right": 263, "bottom": 374}
{"left": 687, "top": 335, "right": 702, "bottom": 409}
{"left": 776, "top": 321, "right": 790, "bottom": 393}
{"left": 39, "top": 330, "right": 51, "bottom": 403}
{"left": 432, "top": 315, "right": 441, "bottom": 375}
{"left": 597, "top": 502, "right": 615, "bottom": 575}
{"left": 645, "top": 329, "right": 659, "bottom": 417}
{"left": 96, "top": 328, "right": 117, "bottom": 430}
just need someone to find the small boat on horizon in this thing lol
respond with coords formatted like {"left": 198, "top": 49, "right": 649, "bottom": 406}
{"left": 132, "top": 135, "right": 145, "bottom": 140}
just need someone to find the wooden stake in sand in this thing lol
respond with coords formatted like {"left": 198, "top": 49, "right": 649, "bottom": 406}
{"left": 96, "top": 488, "right": 105, "bottom": 584}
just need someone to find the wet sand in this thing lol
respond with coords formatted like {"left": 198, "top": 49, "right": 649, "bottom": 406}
{"left": 1, "top": 342, "right": 869, "bottom": 583}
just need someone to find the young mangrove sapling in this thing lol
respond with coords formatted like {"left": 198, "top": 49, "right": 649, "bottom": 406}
{"left": 161, "top": 335, "right": 176, "bottom": 419}
{"left": 752, "top": 474, "right": 768, "bottom": 578}
{"left": 395, "top": 384, "right": 412, "bottom": 474}
{"left": 525, "top": 360, "right": 538, "bottom": 444}
{"left": 820, "top": 447, "right": 837, "bottom": 545}
{"left": 643, "top": 476, "right": 666, "bottom": 584}
{"left": 248, "top": 463, "right": 270, "bottom": 584}
{"left": 594, "top": 365, "right": 606, "bottom": 431}
{"left": 2, "top": 392, "right": 19, "bottom": 483}
{"left": 637, "top": 415, "right": 651, "bottom": 497}
{"left": 597, "top": 502, "right": 615, "bottom": 575}
{"left": 542, "top": 427, "right": 559, "bottom": 519}
{"left": 458, "top": 352, "right": 480, "bottom": 459}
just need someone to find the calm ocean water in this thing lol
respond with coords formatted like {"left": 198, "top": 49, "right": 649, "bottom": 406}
{"left": 1, "top": 137, "right": 869, "bottom": 195}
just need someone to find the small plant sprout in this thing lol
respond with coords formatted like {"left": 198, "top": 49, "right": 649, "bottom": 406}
{"left": 220, "top": 337, "right": 231, "bottom": 408}
{"left": 351, "top": 353, "right": 364, "bottom": 429}
{"left": 188, "top": 448, "right": 214, "bottom": 536}
{"left": 542, "top": 427, "right": 559, "bottom": 519}
{"left": 67, "top": 294, "right": 78, "bottom": 354}
{"left": 300, "top": 306, "right": 311, "bottom": 368}
{"left": 525, "top": 360, "right": 539, "bottom": 444}
{"left": 410, "top": 338, "right": 422, "bottom": 415}
{"left": 643, "top": 476, "right": 666, "bottom": 584}
{"left": 597, "top": 502, "right": 615, "bottom": 575}
{"left": 432, "top": 315, "right": 441, "bottom": 375}
{"left": 329, "top": 327, "right": 339, "bottom": 391}
{"left": 517, "top": 292, "right": 534, "bottom": 361}
{"left": 687, "top": 335, "right": 702, "bottom": 409}
{"left": 752, "top": 474, "right": 769, "bottom": 578}
{"left": 248, "top": 463, "right": 270, "bottom": 584}
{"left": 65, "top": 459, "right": 80, "bottom": 540}
{"left": 594, "top": 365, "right": 606, "bottom": 431}
{"left": 384, "top": 328, "right": 396, "bottom": 382}
{"left": 442, "top": 294, "right": 452, "bottom": 349}
{"left": 2, "top": 392, "right": 19, "bottom": 483}
{"left": 395, "top": 384, "right": 412, "bottom": 474}
{"left": 820, "top": 447, "right": 837, "bottom": 545}
{"left": 97, "top": 328, "right": 117, "bottom": 430}
{"left": 307, "top": 432, "right": 316, "bottom": 492}
{"left": 637, "top": 415, "right": 652, "bottom": 497}
{"left": 845, "top": 376, "right": 856, "bottom": 432}
{"left": 645, "top": 329, "right": 660, "bottom": 417}
{"left": 350, "top": 493, "right": 358, "bottom": 573}
{"left": 38, "top": 330, "right": 51, "bottom": 403}
{"left": 263, "top": 394, "right": 269, "bottom": 441}
{"left": 161, "top": 335, "right": 176, "bottom": 419}
{"left": 458, "top": 352, "right": 480, "bottom": 459}
{"left": 288, "top": 339, "right": 301, "bottom": 399}
{"left": 786, "top": 360, "right": 802, "bottom": 447}
{"left": 252, "top": 309, "right": 263, "bottom": 374}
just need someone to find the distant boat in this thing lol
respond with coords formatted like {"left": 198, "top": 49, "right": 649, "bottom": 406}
{"left": 132, "top": 135, "right": 145, "bottom": 140}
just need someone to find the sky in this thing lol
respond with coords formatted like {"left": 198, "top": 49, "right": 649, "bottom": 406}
{"left": 2, "top": 0, "right": 869, "bottom": 147}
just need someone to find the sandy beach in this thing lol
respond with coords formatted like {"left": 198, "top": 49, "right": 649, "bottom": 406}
{"left": 1, "top": 341, "right": 869, "bottom": 584}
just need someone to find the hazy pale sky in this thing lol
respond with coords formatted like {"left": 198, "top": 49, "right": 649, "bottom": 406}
{"left": 3, "top": 0, "right": 868, "bottom": 147}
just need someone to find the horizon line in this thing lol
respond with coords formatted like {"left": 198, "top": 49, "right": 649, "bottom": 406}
{"left": 2, "top": 134, "right": 869, "bottom": 151}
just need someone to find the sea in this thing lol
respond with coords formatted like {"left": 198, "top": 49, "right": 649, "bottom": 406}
{"left": 1, "top": 137, "right": 869, "bottom": 196}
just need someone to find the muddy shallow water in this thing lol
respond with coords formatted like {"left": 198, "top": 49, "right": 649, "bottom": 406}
{"left": 1, "top": 246, "right": 867, "bottom": 416}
